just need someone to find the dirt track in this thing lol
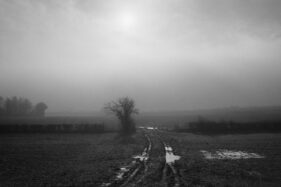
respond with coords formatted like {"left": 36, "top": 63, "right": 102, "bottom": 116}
{"left": 102, "top": 128, "right": 184, "bottom": 187}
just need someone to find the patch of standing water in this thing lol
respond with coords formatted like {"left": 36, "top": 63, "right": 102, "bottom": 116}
{"left": 164, "top": 144, "right": 181, "bottom": 164}
{"left": 134, "top": 148, "right": 149, "bottom": 161}
{"left": 101, "top": 156, "right": 141, "bottom": 186}
{"left": 139, "top": 126, "right": 158, "bottom": 130}
{"left": 116, "top": 167, "right": 130, "bottom": 179}
{"left": 201, "top": 150, "right": 265, "bottom": 160}
{"left": 147, "top": 127, "right": 158, "bottom": 130}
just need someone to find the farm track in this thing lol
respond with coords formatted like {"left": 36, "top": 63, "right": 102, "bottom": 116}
{"left": 154, "top": 130, "right": 183, "bottom": 187}
{"left": 101, "top": 130, "right": 152, "bottom": 187}
{"left": 103, "top": 129, "right": 183, "bottom": 187}
{"left": 122, "top": 132, "right": 152, "bottom": 187}
{"left": 102, "top": 128, "right": 185, "bottom": 187}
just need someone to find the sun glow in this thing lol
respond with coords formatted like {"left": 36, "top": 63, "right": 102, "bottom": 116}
{"left": 115, "top": 11, "right": 138, "bottom": 33}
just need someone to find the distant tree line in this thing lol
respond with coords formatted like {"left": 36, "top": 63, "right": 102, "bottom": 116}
{"left": 175, "top": 116, "right": 281, "bottom": 134}
{"left": 0, "top": 96, "right": 47, "bottom": 117}
{"left": 0, "top": 123, "right": 105, "bottom": 133}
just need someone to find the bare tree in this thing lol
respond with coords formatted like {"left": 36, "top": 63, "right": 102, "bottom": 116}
{"left": 105, "top": 97, "right": 138, "bottom": 135}
{"left": 33, "top": 102, "right": 48, "bottom": 117}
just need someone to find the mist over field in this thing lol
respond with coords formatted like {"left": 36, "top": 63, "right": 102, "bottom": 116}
{"left": 1, "top": 0, "right": 281, "bottom": 115}
{"left": 1, "top": 1, "right": 281, "bottom": 186}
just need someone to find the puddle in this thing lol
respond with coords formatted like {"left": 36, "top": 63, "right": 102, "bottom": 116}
{"left": 163, "top": 143, "right": 181, "bottom": 187}
{"left": 147, "top": 127, "right": 158, "bottom": 130}
{"left": 139, "top": 126, "right": 158, "bottom": 130}
{"left": 116, "top": 167, "right": 130, "bottom": 179}
{"left": 101, "top": 156, "right": 139, "bottom": 186}
{"left": 164, "top": 144, "right": 181, "bottom": 164}
{"left": 201, "top": 150, "right": 265, "bottom": 160}
{"left": 134, "top": 148, "right": 149, "bottom": 161}
{"left": 134, "top": 134, "right": 152, "bottom": 162}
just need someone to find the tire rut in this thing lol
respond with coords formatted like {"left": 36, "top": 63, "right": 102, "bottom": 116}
{"left": 155, "top": 130, "right": 182, "bottom": 187}
{"left": 101, "top": 128, "right": 183, "bottom": 187}
{"left": 101, "top": 131, "right": 152, "bottom": 187}
{"left": 121, "top": 133, "right": 152, "bottom": 187}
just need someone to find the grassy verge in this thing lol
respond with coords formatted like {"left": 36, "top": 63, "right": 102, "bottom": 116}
{"left": 0, "top": 132, "right": 145, "bottom": 186}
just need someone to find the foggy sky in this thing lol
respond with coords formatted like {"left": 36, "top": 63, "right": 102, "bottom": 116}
{"left": 1, "top": 0, "right": 281, "bottom": 114}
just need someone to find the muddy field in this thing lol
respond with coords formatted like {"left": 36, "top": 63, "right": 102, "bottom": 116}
{"left": 0, "top": 130, "right": 280, "bottom": 187}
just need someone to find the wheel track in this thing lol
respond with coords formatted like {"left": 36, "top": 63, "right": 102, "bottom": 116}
{"left": 121, "top": 132, "right": 152, "bottom": 187}
{"left": 120, "top": 128, "right": 164, "bottom": 187}
{"left": 101, "top": 127, "right": 183, "bottom": 187}
{"left": 101, "top": 130, "right": 152, "bottom": 187}
{"left": 155, "top": 130, "right": 182, "bottom": 187}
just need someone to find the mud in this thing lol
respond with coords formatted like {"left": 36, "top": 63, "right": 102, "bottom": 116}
{"left": 101, "top": 132, "right": 152, "bottom": 187}
{"left": 102, "top": 128, "right": 182, "bottom": 187}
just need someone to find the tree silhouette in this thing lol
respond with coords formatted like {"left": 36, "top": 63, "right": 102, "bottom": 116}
{"left": 0, "top": 96, "right": 47, "bottom": 117}
{"left": 0, "top": 96, "right": 4, "bottom": 115}
{"left": 105, "top": 97, "right": 138, "bottom": 135}
{"left": 19, "top": 98, "right": 32, "bottom": 116}
{"left": 33, "top": 102, "right": 48, "bottom": 117}
{"left": 5, "top": 97, "right": 13, "bottom": 116}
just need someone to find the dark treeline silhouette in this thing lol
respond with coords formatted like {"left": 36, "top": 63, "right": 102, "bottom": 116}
{"left": 0, "top": 96, "right": 47, "bottom": 117}
{"left": 174, "top": 116, "right": 281, "bottom": 134}
{"left": 0, "top": 123, "right": 105, "bottom": 133}
{"left": 105, "top": 97, "right": 138, "bottom": 135}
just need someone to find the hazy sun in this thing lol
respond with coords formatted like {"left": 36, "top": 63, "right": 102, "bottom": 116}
{"left": 115, "top": 11, "right": 138, "bottom": 33}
